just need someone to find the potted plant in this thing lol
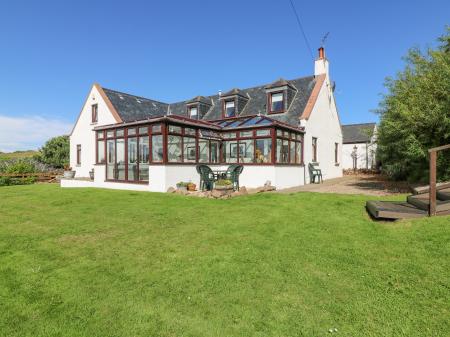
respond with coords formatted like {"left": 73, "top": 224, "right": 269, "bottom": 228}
{"left": 214, "top": 179, "right": 233, "bottom": 191}
{"left": 176, "top": 181, "right": 189, "bottom": 191}
{"left": 187, "top": 182, "right": 196, "bottom": 191}
{"left": 63, "top": 164, "right": 75, "bottom": 179}
{"left": 89, "top": 169, "right": 94, "bottom": 180}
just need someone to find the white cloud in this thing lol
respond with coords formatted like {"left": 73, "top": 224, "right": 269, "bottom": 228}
{"left": 0, "top": 115, "right": 72, "bottom": 152}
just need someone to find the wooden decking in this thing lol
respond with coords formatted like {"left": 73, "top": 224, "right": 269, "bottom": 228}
{"left": 367, "top": 187, "right": 450, "bottom": 220}
{"left": 366, "top": 201, "right": 428, "bottom": 219}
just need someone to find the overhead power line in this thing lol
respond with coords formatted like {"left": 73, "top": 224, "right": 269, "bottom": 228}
{"left": 288, "top": 0, "right": 314, "bottom": 60}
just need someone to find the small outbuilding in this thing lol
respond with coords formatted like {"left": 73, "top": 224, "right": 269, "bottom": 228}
{"left": 342, "top": 123, "right": 377, "bottom": 170}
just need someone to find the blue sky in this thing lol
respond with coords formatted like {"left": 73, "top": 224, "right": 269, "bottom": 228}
{"left": 0, "top": 0, "right": 448, "bottom": 151}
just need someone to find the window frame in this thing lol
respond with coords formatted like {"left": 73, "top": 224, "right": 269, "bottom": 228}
{"left": 268, "top": 91, "right": 285, "bottom": 114}
{"left": 312, "top": 137, "right": 318, "bottom": 163}
{"left": 222, "top": 99, "right": 236, "bottom": 118}
{"left": 76, "top": 144, "right": 81, "bottom": 165}
{"left": 334, "top": 142, "right": 339, "bottom": 165}
{"left": 91, "top": 104, "right": 98, "bottom": 123}
{"left": 188, "top": 106, "right": 198, "bottom": 119}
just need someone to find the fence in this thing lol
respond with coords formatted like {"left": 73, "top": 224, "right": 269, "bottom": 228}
{"left": 0, "top": 172, "right": 62, "bottom": 183}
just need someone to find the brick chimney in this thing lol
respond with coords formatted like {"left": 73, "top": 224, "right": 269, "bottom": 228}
{"left": 314, "top": 47, "right": 329, "bottom": 76}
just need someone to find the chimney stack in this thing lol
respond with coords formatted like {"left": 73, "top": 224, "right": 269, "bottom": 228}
{"left": 318, "top": 47, "right": 325, "bottom": 60}
{"left": 314, "top": 46, "right": 329, "bottom": 76}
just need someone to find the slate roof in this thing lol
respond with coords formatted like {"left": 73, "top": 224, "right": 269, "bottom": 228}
{"left": 342, "top": 123, "right": 376, "bottom": 144}
{"left": 102, "top": 75, "right": 318, "bottom": 127}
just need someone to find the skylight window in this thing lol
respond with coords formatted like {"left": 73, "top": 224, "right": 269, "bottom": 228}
{"left": 224, "top": 100, "right": 236, "bottom": 118}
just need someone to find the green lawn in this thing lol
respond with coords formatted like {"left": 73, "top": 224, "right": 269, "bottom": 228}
{"left": 0, "top": 185, "right": 448, "bottom": 337}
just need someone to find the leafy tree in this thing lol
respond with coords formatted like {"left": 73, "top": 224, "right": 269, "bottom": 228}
{"left": 376, "top": 27, "right": 450, "bottom": 182}
{"left": 36, "top": 135, "right": 69, "bottom": 168}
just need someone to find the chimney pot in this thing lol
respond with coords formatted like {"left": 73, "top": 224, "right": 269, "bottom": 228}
{"left": 318, "top": 47, "right": 325, "bottom": 59}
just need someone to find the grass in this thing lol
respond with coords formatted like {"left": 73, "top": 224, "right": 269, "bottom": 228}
{"left": 0, "top": 150, "right": 37, "bottom": 161}
{"left": 0, "top": 185, "right": 449, "bottom": 337}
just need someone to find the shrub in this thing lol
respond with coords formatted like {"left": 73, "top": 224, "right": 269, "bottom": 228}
{"left": 36, "top": 135, "right": 69, "bottom": 168}
{"left": 0, "top": 176, "right": 36, "bottom": 187}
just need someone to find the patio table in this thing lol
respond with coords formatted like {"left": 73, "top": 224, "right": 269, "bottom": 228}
{"left": 214, "top": 170, "right": 227, "bottom": 180}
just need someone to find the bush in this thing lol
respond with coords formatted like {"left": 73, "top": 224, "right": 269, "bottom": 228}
{"left": 0, "top": 176, "right": 36, "bottom": 187}
{"left": 376, "top": 28, "right": 450, "bottom": 182}
{"left": 36, "top": 135, "right": 69, "bottom": 168}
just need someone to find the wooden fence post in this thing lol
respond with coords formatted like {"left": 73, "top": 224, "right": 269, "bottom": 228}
{"left": 429, "top": 150, "right": 437, "bottom": 216}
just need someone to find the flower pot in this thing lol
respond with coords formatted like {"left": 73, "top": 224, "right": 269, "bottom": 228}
{"left": 177, "top": 185, "right": 187, "bottom": 191}
{"left": 64, "top": 170, "right": 75, "bottom": 179}
{"left": 187, "top": 184, "right": 196, "bottom": 191}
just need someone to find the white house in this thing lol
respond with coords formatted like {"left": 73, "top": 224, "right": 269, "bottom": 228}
{"left": 63, "top": 47, "right": 342, "bottom": 192}
{"left": 342, "top": 123, "right": 377, "bottom": 170}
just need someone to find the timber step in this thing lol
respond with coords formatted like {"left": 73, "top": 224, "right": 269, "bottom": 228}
{"left": 437, "top": 188, "right": 450, "bottom": 201}
{"left": 366, "top": 201, "right": 427, "bottom": 220}
{"left": 412, "top": 182, "right": 450, "bottom": 195}
{"left": 407, "top": 195, "right": 450, "bottom": 212}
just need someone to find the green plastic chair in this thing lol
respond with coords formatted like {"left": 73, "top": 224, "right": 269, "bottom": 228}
{"left": 228, "top": 165, "right": 243, "bottom": 191}
{"left": 198, "top": 165, "right": 215, "bottom": 191}
{"left": 308, "top": 163, "right": 323, "bottom": 184}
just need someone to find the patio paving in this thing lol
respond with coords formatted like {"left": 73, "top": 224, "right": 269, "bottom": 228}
{"left": 278, "top": 174, "right": 412, "bottom": 196}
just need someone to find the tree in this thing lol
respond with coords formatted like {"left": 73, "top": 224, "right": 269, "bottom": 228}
{"left": 376, "top": 27, "right": 450, "bottom": 182}
{"left": 36, "top": 135, "right": 69, "bottom": 168}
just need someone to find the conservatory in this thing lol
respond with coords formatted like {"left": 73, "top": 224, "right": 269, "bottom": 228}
{"left": 65, "top": 114, "right": 307, "bottom": 192}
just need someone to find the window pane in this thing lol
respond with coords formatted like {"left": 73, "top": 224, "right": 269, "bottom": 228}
{"left": 296, "top": 141, "right": 302, "bottom": 164}
{"left": 184, "top": 128, "right": 196, "bottom": 136}
{"left": 225, "top": 100, "right": 235, "bottom": 117}
{"left": 116, "top": 139, "right": 125, "bottom": 180}
{"left": 290, "top": 140, "right": 295, "bottom": 163}
{"left": 128, "top": 128, "right": 136, "bottom": 136}
{"left": 97, "top": 140, "right": 105, "bottom": 164}
{"left": 223, "top": 141, "right": 238, "bottom": 163}
{"left": 107, "top": 130, "right": 114, "bottom": 138}
{"left": 168, "top": 125, "right": 181, "bottom": 134}
{"left": 290, "top": 133, "right": 296, "bottom": 140}
{"left": 199, "top": 139, "right": 209, "bottom": 163}
{"left": 128, "top": 137, "right": 138, "bottom": 181}
{"left": 151, "top": 135, "right": 163, "bottom": 162}
{"left": 139, "top": 127, "right": 148, "bottom": 135}
{"left": 276, "top": 129, "right": 283, "bottom": 137}
{"left": 223, "top": 132, "right": 236, "bottom": 139}
{"left": 210, "top": 141, "right": 220, "bottom": 163}
{"left": 189, "top": 107, "right": 198, "bottom": 118}
{"left": 97, "top": 131, "right": 104, "bottom": 139}
{"left": 106, "top": 140, "right": 115, "bottom": 179}
{"left": 116, "top": 129, "right": 124, "bottom": 137}
{"left": 276, "top": 138, "right": 289, "bottom": 163}
{"left": 255, "top": 138, "right": 272, "bottom": 163}
{"left": 239, "top": 139, "right": 254, "bottom": 163}
{"left": 183, "top": 137, "right": 196, "bottom": 163}
{"left": 168, "top": 135, "right": 182, "bottom": 162}
{"left": 139, "top": 136, "right": 149, "bottom": 181}
{"left": 271, "top": 93, "right": 283, "bottom": 111}
{"left": 240, "top": 131, "right": 252, "bottom": 138}
{"left": 256, "top": 129, "right": 270, "bottom": 137}
{"left": 152, "top": 124, "right": 162, "bottom": 133}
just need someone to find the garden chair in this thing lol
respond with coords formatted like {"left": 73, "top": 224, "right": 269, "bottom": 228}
{"left": 229, "top": 165, "right": 244, "bottom": 191}
{"left": 221, "top": 164, "right": 240, "bottom": 180}
{"left": 196, "top": 164, "right": 206, "bottom": 190}
{"left": 198, "top": 165, "right": 216, "bottom": 191}
{"left": 308, "top": 162, "right": 323, "bottom": 184}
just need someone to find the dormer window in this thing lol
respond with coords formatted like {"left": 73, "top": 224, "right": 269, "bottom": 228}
{"left": 189, "top": 106, "right": 198, "bottom": 119}
{"left": 224, "top": 100, "right": 236, "bottom": 118}
{"left": 269, "top": 92, "right": 284, "bottom": 113}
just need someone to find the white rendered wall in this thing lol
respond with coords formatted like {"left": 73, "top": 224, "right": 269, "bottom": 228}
{"left": 63, "top": 164, "right": 306, "bottom": 192}
{"left": 302, "top": 78, "right": 343, "bottom": 183}
{"left": 342, "top": 142, "right": 377, "bottom": 169}
{"left": 69, "top": 86, "right": 118, "bottom": 178}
